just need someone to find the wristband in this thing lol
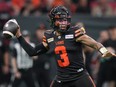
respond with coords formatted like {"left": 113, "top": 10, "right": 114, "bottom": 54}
{"left": 99, "top": 47, "right": 108, "bottom": 54}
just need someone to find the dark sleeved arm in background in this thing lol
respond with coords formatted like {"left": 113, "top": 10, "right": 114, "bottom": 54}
{"left": 17, "top": 36, "right": 48, "bottom": 56}
{"left": 11, "top": 48, "right": 17, "bottom": 58}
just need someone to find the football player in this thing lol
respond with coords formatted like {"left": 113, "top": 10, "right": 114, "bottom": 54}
{"left": 10, "top": 6, "right": 116, "bottom": 87}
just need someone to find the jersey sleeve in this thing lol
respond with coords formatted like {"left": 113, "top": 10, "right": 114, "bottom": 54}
{"left": 11, "top": 48, "right": 17, "bottom": 58}
{"left": 75, "top": 24, "right": 86, "bottom": 33}
{"left": 42, "top": 29, "right": 54, "bottom": 44}
{"left": 42, "top": 35, "right": 47, "bottom": 43}
{"left": 72, "top": 25, "right": 86, "bottom": 40}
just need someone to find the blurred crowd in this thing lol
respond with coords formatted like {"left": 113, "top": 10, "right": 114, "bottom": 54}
{"left": 0, "top": 0, "right": 116, "bottom": 17}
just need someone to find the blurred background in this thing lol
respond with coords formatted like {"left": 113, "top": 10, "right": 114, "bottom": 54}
{"left": 0, "top": 0, "right": 116, "bottom": 87}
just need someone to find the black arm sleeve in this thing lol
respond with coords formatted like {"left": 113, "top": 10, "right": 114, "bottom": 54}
{"left": 17, "top": 36, "right": 48, "bottom": 56}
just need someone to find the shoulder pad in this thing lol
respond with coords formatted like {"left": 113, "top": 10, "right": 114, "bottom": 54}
{"left": 67, "top": 25, "right": 86, "bottom": 36}
{"left": 44, "top": 29, "right": 54, "bottom": 35}
{"left": 67, "top": 25, "right": 82, "bottom": 32}
{"left": 70, "top": 25, "right": 82, "bottom": 30}
{"left": 44, "top": 29, "right": 54, "bottom": 41}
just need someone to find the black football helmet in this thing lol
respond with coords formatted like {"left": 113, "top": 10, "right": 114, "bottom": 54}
{"left": 49, "top": 6, "right": 71, "bottom": 32}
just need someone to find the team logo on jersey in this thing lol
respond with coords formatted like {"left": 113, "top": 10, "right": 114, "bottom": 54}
{"left": 47, "top": 38, "right": 54, "bottom": 43}
{"left": 65, "top": 34, "right": 74, "bottom": 39}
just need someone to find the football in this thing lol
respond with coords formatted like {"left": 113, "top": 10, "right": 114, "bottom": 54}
{"left": 3, "top": 19, "right": 19, "bottom": 38}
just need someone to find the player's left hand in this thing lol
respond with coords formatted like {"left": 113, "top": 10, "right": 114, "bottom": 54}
{"left": 102, "top": 47, "right": 116, "bottom": 58}
{"left": 75, "top": 27, "right": 86, "bottom": 37}
{"left": 102, "top": 51, "right": 116, "bottom": 58}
